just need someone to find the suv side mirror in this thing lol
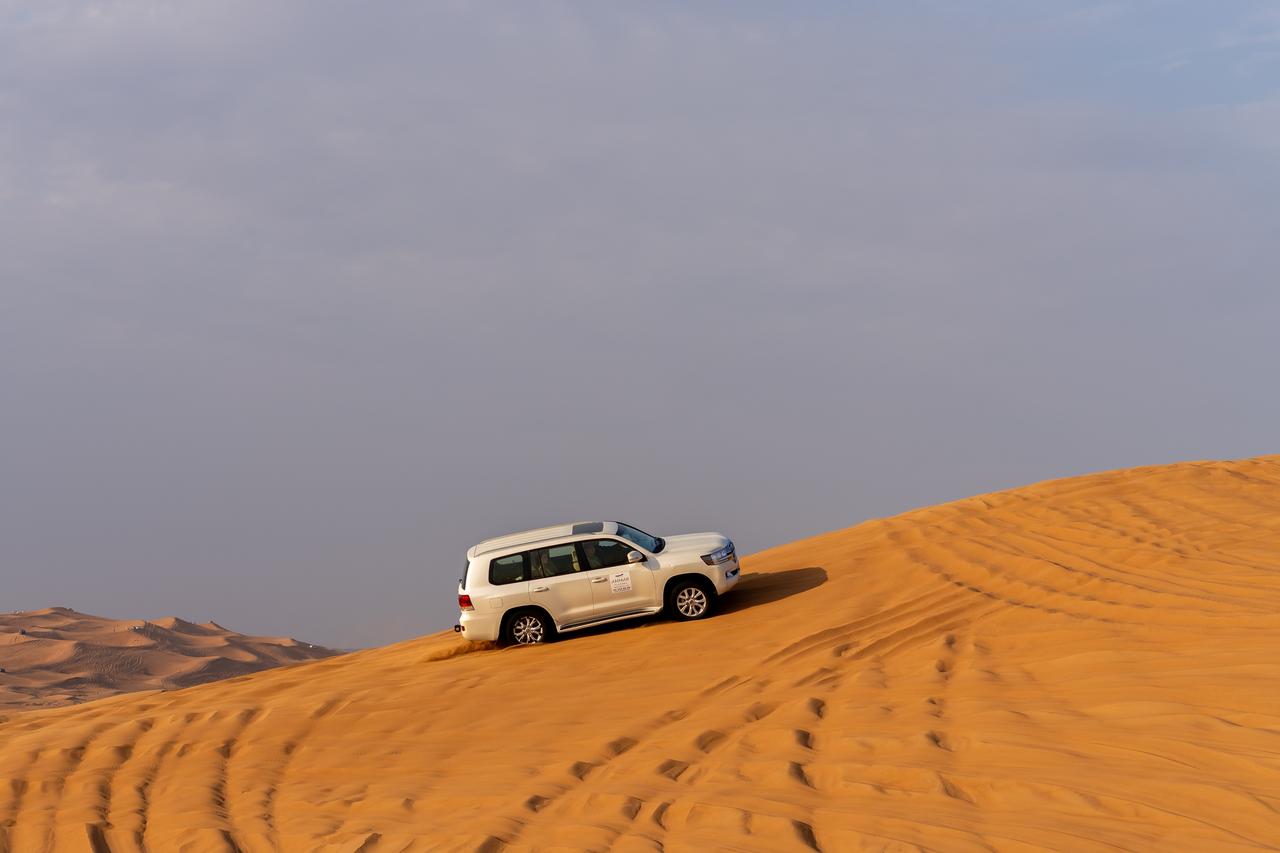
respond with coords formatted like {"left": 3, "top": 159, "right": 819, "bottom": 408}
{"left": 626, "top": 549, "right": 645, "bottom": 564}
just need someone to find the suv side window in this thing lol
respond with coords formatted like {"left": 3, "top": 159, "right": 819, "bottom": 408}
{"left": 580, "top": 539, "right": 633, "bottom": 570}
{"left": 489, "top": 552, "right": 527, "bottom": 585}
{"left": 530, "top": 544, "right": 581, "bottom": 579}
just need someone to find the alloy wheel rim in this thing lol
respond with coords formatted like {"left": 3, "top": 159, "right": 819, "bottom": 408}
{"left": 512, "top": 615, "right": 544, "bottom": 644}
{"left": 676, "top": 587, "right": 707, "bottom": 617}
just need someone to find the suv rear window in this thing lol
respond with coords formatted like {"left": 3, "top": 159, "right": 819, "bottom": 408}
{"left": 489, "top": 553, "right": 527, "bottom": 585}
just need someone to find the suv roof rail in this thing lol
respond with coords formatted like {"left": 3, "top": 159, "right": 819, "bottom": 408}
{"left": 468, "top": 521, "right": 609, "bottom": 559}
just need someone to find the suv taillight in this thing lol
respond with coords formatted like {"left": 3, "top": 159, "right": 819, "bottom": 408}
{"left": 458, "top": 593, "right": 474, "bottom": 611}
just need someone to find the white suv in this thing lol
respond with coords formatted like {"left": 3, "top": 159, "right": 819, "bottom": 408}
{"left": 454, "top": 521, "right": 740, "bottom": 645}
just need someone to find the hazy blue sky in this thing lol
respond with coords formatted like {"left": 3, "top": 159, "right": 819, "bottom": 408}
{"left": 3, "top": 2, "right": 1277, "bottom": 648}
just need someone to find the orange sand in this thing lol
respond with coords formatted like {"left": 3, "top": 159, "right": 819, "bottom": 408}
{"left": 1, "top": 457, "right": 1279, "bottom": 851}
{"left": 0, "top": 609, "right": 337, "bottom": 712}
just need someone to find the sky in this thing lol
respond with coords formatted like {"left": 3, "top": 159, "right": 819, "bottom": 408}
{"left": 2, "top": 2, "right": 1278, "bottom": 648}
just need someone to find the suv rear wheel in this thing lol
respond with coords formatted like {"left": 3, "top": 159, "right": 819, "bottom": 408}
{"left": 667, "top": 579, "right": 714, "bottom": 621}
{"left": 504, "top": 610, "right": 554, "bottom": 645}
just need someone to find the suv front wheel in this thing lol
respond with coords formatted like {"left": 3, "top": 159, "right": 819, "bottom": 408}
{"left": 504, "top": 610, "right": 554, "bottom": 645}
{"left": 667, "top": 579, "right": 714, "bottom": 621}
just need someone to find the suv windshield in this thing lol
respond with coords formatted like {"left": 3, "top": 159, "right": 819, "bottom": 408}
{"left": 614, "top": 522, "right": 664, "bottom": 553}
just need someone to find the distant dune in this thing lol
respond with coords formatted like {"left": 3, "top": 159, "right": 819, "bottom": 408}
{"left": 0, "top": 608, "right": 338, "bottom": 711}
{"left": 1, "top": 457, "right": 1279, "bottom": 851}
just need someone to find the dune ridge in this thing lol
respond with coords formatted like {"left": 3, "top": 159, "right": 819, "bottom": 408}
{"left": 2, "top": 456, "right": 1279, "bottom": 851}
{"left": 0, "top": 608, "right": 338, "bottom": 712}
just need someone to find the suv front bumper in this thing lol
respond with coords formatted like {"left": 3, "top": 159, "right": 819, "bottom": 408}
{"left": 712, "top": 561, "right": 742, "bottom": 595}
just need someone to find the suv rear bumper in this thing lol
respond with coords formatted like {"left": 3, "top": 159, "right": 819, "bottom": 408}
{"left": 458, "top": 609, "right": 502, "bottom": 642}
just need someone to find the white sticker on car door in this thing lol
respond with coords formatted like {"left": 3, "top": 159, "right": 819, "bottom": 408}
{"left": 609, "top": 570, "right": 632, "bottom": 593}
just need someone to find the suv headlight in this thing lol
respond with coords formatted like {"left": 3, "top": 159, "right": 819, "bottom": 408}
{"left": 701, "top": 542, "right": 735, "bottom": 565}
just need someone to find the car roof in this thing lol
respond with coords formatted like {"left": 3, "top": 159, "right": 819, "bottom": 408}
{"left": 467, "top": 521, "right": 618, "bottom": 560}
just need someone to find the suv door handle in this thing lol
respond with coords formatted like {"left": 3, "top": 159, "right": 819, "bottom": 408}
{"left": 590, "top": 577, "right": 608, "bottom": 584}
{"left": 531, "top": 586, "right": 549, "bottom": 593}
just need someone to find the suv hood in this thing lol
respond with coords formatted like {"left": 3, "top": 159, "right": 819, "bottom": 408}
{"left": 660, "top": 532, "right": 730, "bottom": 557}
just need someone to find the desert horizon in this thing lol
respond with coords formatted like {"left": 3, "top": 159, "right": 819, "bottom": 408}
{"left": 2, "top": 456, "right": 1278, "bottom": 851}
{"left": 0, "top": 608, "right": 338, "bottom": 713}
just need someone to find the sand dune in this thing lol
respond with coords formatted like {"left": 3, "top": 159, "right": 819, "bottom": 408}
{"left": 2, "top": 457, "right": 1279, "bottom": 851}
{"left": 0, "top": 609, "right": 338, "bottom": 712}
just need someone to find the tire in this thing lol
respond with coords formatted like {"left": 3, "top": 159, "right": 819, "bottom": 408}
{"left": 667, "top": 579, "right": 714, "bottom": 622}
{"left": 504, "top": 610, "right": 554, "bottom": 645}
